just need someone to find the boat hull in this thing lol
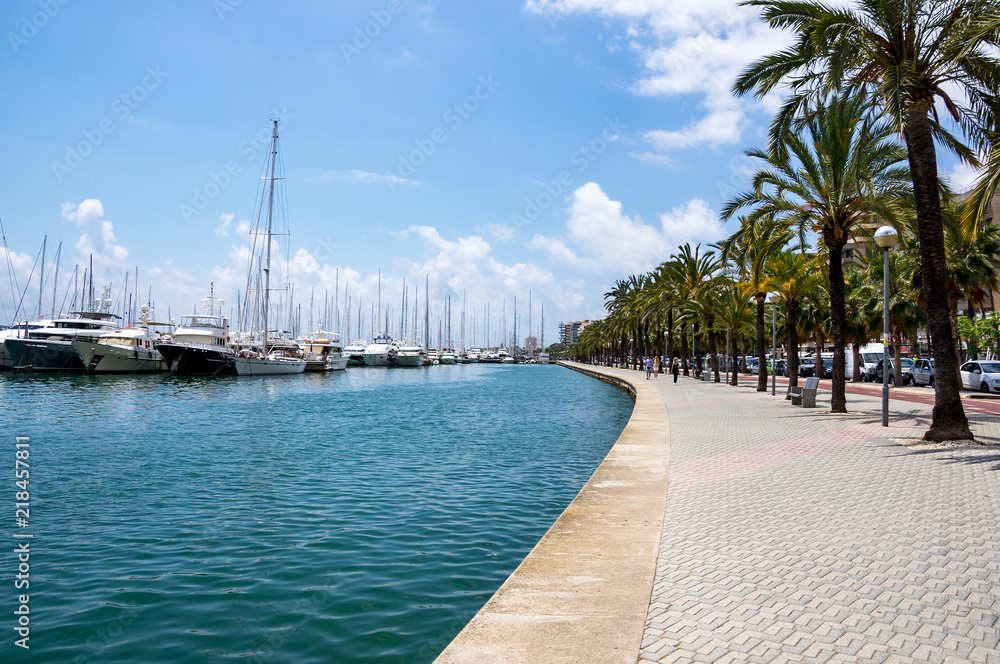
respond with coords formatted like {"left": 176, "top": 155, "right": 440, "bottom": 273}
{"left": 363, "top": 352, "right": 396, "bottom": 366}
{"left": 157, "top": 344, "right": 236, "bottom": 376}
{"left": 395, "top": 353, "right": 424, "bottom": 367}
{"left": 72, "top": 341, "right": 167, "bottom": 374}
{"left": 230, "top": 357, "right": 306, "bottom": 375}
{"left": 6, "top": 338, "right": 86, "bottom": 374}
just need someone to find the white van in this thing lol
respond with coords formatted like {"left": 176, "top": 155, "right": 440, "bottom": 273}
{"left": 851, "top": 343, "right": 885, "bottom": 381}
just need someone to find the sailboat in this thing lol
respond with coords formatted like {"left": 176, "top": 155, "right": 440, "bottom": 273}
{"left": 230, "top": 119, "right": 306, "bottom": 376}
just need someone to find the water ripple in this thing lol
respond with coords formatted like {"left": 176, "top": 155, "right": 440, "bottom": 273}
{"left": 1, "top": 365, "right": 631, "bottom": 663}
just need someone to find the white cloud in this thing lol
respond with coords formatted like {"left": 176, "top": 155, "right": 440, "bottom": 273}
{"left": 530, "top": 182, "right": 723, "bottom": 274}
{"left": 215, "top": 212, "right": 235, "bottom": 236}
{"left": 658, "top": 198, "right": 725, "bottom": 243}
{"left": 524, "top": 0, "right": 792, "bottom": 153}
{"left": 943, "top": 161, "right": 981, "bottom": 193}
{"left": 62, "top": 199, "right": 129, "bottom": 273}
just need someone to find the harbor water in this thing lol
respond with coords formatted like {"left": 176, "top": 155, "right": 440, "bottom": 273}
{"left": 1, "top": 364, "right": 632, "bottom": 663}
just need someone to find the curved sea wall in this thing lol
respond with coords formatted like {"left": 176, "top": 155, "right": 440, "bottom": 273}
{"left": 433, "top": 361, "right": 671, "bottom": 663}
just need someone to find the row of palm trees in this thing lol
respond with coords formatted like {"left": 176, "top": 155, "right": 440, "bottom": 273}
{"left": 575, "top": 0, "right": 1000, "bottom": 442}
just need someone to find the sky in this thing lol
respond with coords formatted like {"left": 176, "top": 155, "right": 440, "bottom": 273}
{"left": 0, "top": 0, "right": 974, "bottom": 347}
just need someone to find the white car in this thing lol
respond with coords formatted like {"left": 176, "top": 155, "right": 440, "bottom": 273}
{"left": 959, "top": 360, "right": 1000, "bottom": 393}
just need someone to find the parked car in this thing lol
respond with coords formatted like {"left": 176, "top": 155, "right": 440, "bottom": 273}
{"left": 910, "top": 358, "right": 935, "bottom": 386}
{"left": 959, "top": 360, "right": 1000, "bottom": 393}
{"left": 798, "top": 356, "right": 817, "bottom": 378}
{"left": 874, "top": 357, "right": 914, "bottom": 385}
{"left": 774, "top": 359, "right": 787, "bottom": 376}
{"left": 747, "top": 358, "right": 759, "bottom": 375}
{"left": 820, "top": 358, "right": 834, "bottom": 379}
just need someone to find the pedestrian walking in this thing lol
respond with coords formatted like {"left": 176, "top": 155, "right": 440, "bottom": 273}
{"left": 652, "top": 356, "right": 660, "bottom": 379}
{"left": 672, "top": 358, "right": 680, "bottom": 383}
{"left": 645, "top": 356, "right": 653, "bottom": 379}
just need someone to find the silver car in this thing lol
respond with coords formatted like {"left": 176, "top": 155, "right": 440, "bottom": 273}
{"left": 910, "top": 358, "right": 935, "bottom": 386}
{"left": 959, "top": 360, "right": 1000, "bottom": 393}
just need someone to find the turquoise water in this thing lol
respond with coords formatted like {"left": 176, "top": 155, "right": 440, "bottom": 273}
{"left": 1, "top": 365, "right": 632, "bottom": 663}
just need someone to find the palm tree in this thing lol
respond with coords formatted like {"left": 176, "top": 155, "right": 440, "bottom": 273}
{"left": 719, "top": 224, "right": 785, "bottom": 392}
{"left": 716, "top": 286, "right": 755, "bottom": 386}
{"left": 762, "top": 250, "right": 822, "bottom": 397}
{"left": 733, "top": 0, "right": 1000, "bottom": 439}
{"left": 666, "top": 244, "right": 722, "bottom": 379}
{"left": 722, "top": 94, "right": 910, "bottom": 413}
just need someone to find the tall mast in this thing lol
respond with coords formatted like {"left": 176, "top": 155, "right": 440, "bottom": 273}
{"left": 528, "top": 290, "right": 532, "bottom": 353}
{"left": 89, "top": 254, "right": 93, "bottom": 311}
{"left": 335, "top": 267, "right": 340, "bottom": 333}
{"left": 37, "top": 235, "right": 46, "bottom": 317}
{"left": 400, "top": 279, "right": 406, "bottom": 339}
{"left": 377, "top": 269, "right": 382, "bottom": 337}
{"left": 424, "top": 274, "right": 429, "bottom": 348}
{"left": 461, "top": 289, "right": 466, "bottom": 352}
{"left": 262, "top": 119, "right": 279, "bottom": 353}
{"left": 50, "top": 241, "right": 62, "bottom": 318}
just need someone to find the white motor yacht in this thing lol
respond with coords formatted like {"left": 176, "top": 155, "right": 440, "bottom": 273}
{"left": 363, "top": 334, "right": 397, "bottom": 366}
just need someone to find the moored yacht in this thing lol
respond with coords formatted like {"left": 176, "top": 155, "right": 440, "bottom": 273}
{"left": 0, "top": 320, "right": 54, "bottom": 371}
{"left": 72, "top": 306, "right": 169, "bottom": 373}
{"left": 343, "top": 339, "right": 367, "bottom": 366}
{"left": 156, "top": 287, "right": 235, "bottom": 376}
{"left": 301, "top": 328, "right": 348, "bottom": 371}
{"left": 395, "top": 339, "right": 425, "bottom": 367}
{"left": 363, "top": 334, "right": 397, "bottom": 366}
{"left": 7, "top": 309, "right": 121, "bottom": 374}
{"left": 439, "top": 348, "right": 456, "bottom": 365}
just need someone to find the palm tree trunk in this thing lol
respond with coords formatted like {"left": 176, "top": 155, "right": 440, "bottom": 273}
{"left": 852, "top": 344, "right": 862, "bottom": 382}
{"left": 708, "top": 323, "right": 719, "bottom": 382}
{"left": 730, "top": 331, "right": 739, "bottom": 386}
{"left": 666, "top": 310, "right": 674, "bottom": 364}
{"left": 828, "top": 243, "right": 847, "bottom": 412}
{"left": 786, "top": 304, "right": 799, "bottom": 399}
{"left": 756, "top": 293, "right": 767, "bottom": 391}
{"left": 904, "top": 106, "right": 972, "bottom": 441}
{"left": 681, "top": 326, "right": 690, "bottom": 376}
{"left": 692, "top": 322, "right": 701, "bottom": 377}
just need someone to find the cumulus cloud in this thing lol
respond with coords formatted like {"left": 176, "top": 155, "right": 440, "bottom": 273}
{"left": 62, "top": 199, "right": 129, "bottom": 272}
{"left": 215, "top": 212, "right": 235, "bottom": 236}
{"left": 530, "top": 182, "right": 723, "bottom": 274}
{"left": 524, "top": 0, "right": 791, "bottom": 153}
{"left": 942, "top": 161, "right": 981, "bottom": 193}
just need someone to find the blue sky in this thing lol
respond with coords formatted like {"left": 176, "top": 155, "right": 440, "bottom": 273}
{"left": 0, "top": 0, "right": 972, "bottom": 346}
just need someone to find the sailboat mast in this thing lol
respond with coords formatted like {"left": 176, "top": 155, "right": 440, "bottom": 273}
{"left": 37, "top": 235, "right": 46, "bottom": 318}
{"left": 377, "top": 269, "right": 381, "bottom": 337}
{"left": 262, "top": 119, "right": 279, "bottom": 353}
{"left": 424, "top": 274, "right": 429, "bottom": 349}
{"left": 50, "top": 241, "right": 62, "bottom": 318}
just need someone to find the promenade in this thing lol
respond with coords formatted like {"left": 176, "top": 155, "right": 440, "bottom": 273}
{"left": 437, "top": 362, "right": 1000, "bottom": 663}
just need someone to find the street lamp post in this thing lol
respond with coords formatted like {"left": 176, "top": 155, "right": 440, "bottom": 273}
{"left": 875, "top": 226, "right": 899, "bottom": 427}
{"left": 768, "top": 292, "right": 780, "bottom": 396}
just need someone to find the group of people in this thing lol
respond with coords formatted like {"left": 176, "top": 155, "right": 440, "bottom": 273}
{"left": 644, "top": 356, "right": 681, "bottom": 383}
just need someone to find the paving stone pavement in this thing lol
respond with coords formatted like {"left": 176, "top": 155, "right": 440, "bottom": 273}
{"left": 624, "top": 370, "right": 1000, "bottom": 664}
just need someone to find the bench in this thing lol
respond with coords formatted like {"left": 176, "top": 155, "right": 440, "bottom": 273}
{"left": 790, "top": 377, "right": 820, "bottom": 407}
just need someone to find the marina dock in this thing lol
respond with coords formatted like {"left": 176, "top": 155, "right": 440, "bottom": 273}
{"left": 436, "top": 362, "right": 1000, "bottom": 663}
